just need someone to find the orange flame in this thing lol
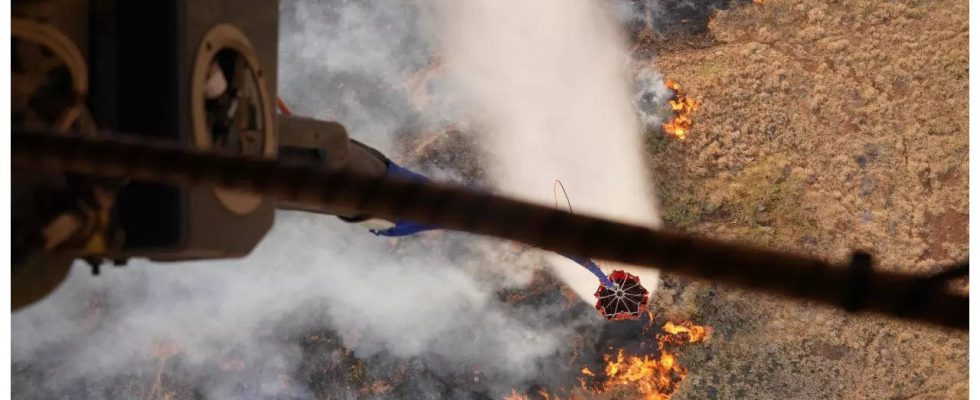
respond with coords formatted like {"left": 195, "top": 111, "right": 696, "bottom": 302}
{"left": 662, "top": 79, "right": 700, "bottom": 140}
{"left": 506, "top": 320, "right": 710, "bottom": 400}
{"left": 591, "top": 321, "right": 710, "bottom": 399}
{"left": 661, "top": 321, "right": 710, "bottom": 344}
{"left": 503, "top": 389, "right": 529, "bottom": 400}
{"left": 598, "top": 349, "right": 679, "bottom": 400}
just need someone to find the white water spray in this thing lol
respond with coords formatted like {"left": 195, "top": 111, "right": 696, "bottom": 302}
{"left": 436, "top": 0, "right": 662, "bottom": 300}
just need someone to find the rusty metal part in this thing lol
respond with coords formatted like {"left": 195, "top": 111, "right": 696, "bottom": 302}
{"left": 12, "top": 129, "right": 968, "bottom": 330}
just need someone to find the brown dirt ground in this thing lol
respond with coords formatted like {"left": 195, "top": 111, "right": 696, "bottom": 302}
{"left": 644, "top": 0, "right": 968, "bottom": 398}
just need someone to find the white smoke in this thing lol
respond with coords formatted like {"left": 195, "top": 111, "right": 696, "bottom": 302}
{"left": 634, "top": 67, "right": 675, "bottom": 133}
{"left": 434, "top": 0, "right": 663, "bottom": 301}
{"left": 13, "top": 0, "right": 671, "bottom": 397}
{"left": 13, "top": 213, "right": 588, "bottom": 397}
{"left": 277, "top": 0, "right": 447, "bottom": 154}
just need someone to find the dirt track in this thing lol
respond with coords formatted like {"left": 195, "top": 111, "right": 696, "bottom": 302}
{"left": 646, "top": 0, "right": 968, "bottom": 398}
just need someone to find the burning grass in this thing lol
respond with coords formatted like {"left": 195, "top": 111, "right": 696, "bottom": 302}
{"left": 661, "top": 80, "right": 700, "bottom": 140}
{"left": 508, "top": 316, "right": 711, "bottom": 400}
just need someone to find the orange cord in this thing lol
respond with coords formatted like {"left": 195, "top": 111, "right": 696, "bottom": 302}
{"left": 276, "top": 97, "right": 293, "bottom": 117}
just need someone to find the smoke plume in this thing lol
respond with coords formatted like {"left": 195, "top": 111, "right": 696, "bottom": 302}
{"left": 434, "top": 0, "right": 663, "bottom": 301}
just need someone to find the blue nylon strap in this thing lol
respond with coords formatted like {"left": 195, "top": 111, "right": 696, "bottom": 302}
{"left": 371, "top": 220, "right": 437, "bottom": 237}
{"left": 386, "top": 161, "right": 431, "bottom": 182}
{"left": 372, "top": 161, "right": 615, "bottom": 288}
{"left": 371, "top": 160, "right": 438, "bottom": 236}
{"left": 563, "top": 254, "right": 615, "bottom": 288}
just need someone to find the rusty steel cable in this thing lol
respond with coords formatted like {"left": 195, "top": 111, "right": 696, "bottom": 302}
{"left": 12, "top": 129, "right": 968, "bottom": 330}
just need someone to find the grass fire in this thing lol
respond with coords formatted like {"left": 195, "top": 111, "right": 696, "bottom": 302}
{"left": 661, "top": 79, "right": 699, "bottom": 140}
{"left": 506, "top": 316, "right": 711, "bottom": 400}
{"left": 583, "top": 320, "right": 710, "bottom": 400}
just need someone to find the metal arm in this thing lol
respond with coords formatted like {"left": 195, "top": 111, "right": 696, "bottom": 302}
{"left": 11, "top": 130, "right": 968, "bottom": 330}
